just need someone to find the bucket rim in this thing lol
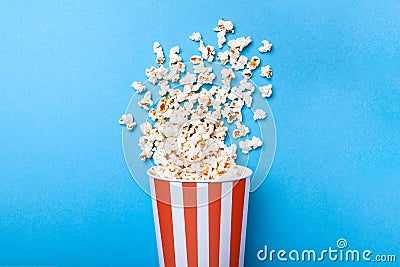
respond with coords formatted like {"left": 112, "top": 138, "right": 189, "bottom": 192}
{"left": 147, "top": 165, "right": 252, "bottom": 183}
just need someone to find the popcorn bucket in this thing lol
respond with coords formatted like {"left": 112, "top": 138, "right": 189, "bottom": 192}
{"left": 148, "top": 166, "right": 252, "bottom": 267}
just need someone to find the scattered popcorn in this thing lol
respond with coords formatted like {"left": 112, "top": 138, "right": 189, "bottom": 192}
{"left": 140, "top": 121, "right": 152, "bottom": 135}
{"left": 145, "top": 66, "right": 158, "bottom": 84}
{"left": 221, "top": 67, "right": 235, "bottom": 81}
{"left": 239, "top": 79, "right": 255, "bottom": 92}
{"left": 158, "top": 79, "right": 170, "bottom": 96}
{"left": 198, "top": 40, "right": 215, "bottom": 62}
{"left": 258, "top": 40, "right": 272, "bottom": 53}
{"left": 131, "top": 81, "right": 146, "bottom": 93}
{"left": 121, "top": 19, "right": 276, "bottom": 180}
{"left": 239, "top": 139, "right": 252, "bottom": 154}
{"left": 242, "top": 69, "right": 252, "bottom": 79}
{"left": 233, "top": 121, "right": 250, "bottom": 139}
{"left": 216, "top": 31, "right": 226, "bottom": 49}
{"left": 119, "top": 114, "right": 136, "bottom": 130}
{"left": 243, "top": 91, "right": 253, "bottom": 107}
{"left": 169, "top": 45, "right": 179, "bottom": 55}
{"left": 167, "top": 62, "right": 185, "bottom": 82}
{"left": 155, "top": 65, "right": 169, "bottom": 80}
{"left": 247, "top": 56, "right": 260, "bottom": 70}
{"left": 213, "top": 19, "right": 234, "bottom": 48}
{"left": 232, "top": 55, "right": 248, "bottom": 70}
{"left": 259, "top": 84, "right": 273, "bottom": 98}
{"left": 228, "top": 36, "right": 252, "bottom": 52}
{"left": 190, "top": 55, "right": 203, "bottom": 64}
{"left": 213, "top": 19, "right": 234, "bottom": 33}
{"left": 197, "top": 72, "right": 216, "bottom": 85}
{"left": 216, "top": 50, "right": 229, "bottom": 65}
{"left": 189, "top": 32, "right": 202, "bottom": 42}
{"left": 239, "top": 136, "right": 262, "bottom": 154}
{"left": 249, "top": 136, "right": 262, "bottom": 149}
{"left": 169, "top": 46, "right": 182, "bottom": 66}
{"left": 153, "top": 42, "right": 165, "bottom": 64}
{"left": 260, "top": 65, "right": 273, "bottom": 78}
{"left": 193, "top": 61, "right": 213, "bottom": 75}
{"left": 179, "top": 72, "right": 197, "bottom": 85}
{"left": 138, "top": 92, "right": 153, "bottom": 110}
{"left": 253, "top": 109, "right": 267, "bottom": 121}
{"left": 229, "top": 48, "right": 240, "bottom": 65}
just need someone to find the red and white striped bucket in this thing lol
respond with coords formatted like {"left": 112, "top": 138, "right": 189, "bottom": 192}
{"left": 148, "top": 166, "right": 252, "bottom": 267}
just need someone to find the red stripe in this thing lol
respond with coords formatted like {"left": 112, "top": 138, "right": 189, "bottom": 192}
{"left": 154, "top": 179, "right": 176, "bottom": 267}
{"left": 208, "top": 182, "right": 222, "bottom": 267}
{"left": 182, "top": 182, "right": 198, "bottom": 267}
{"left": 229, "top": 178, "right": 247, "bottom": 267}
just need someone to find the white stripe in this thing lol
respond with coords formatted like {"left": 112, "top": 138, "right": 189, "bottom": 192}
{"left": 239, "top": 177, "right": 250, "bottom": 267}
{"left": 219, "top": 181, "right": 233, "bottom": 267}
{"left": 150, "top": 178, "right": 165, "bottom": 267}
{"left": 197, "top": 183, "right": 209, "bottom": 267}
{"left": 170, "top": 182, "right": 188, "bottom": 267}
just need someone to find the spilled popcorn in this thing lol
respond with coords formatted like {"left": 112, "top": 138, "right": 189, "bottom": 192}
{"left": 119, "top": 114, "right": 136, "bottom": 130}
{"left": 120, "top": 19, "right": 275, "bottom": 180}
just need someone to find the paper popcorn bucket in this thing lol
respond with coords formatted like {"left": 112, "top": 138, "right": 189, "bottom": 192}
{"left": 148, "top": 166, "right": 252, "bottom": 267}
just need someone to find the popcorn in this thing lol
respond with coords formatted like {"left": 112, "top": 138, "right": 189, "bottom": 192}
{"left": 247, "top": 56, "right": 260, "bottom": 70}
{"left": 216, "top": 31, "right": 226, "bottom": 49}
{"left": 158, "top": 79, "right": 170, "bottom": 96}
{"left": 146, "top": 65, "right": 169, "bottom": 84}
{"left": 189, "top": 32, "right": 202, "bottom": 42}
{"left": 167, "top": 62, "right": 185, "bottom": 82}
{"left": 242, "top": 91, "right": 253, "bottom": 107}
{"left": 253, "top": 109, "right": 267, "bottom": 121}
{"left": 213, "top": 19, "right": 234, "bottom": 33}
{"left": 249, "top": 136, "right": 262, "bottom": 149}
{"left": 145, "top": 66, "right": 158, "bottom": 84}
{"left": 242, "top": 69, "right": 252, "bottom": 79}
{"left": 197, "top": 72, "right": 216, "bottom": 85}
{"left": 198, "top": 40, "right": 215, "bottom": 62}
{"left": 193, "top": 61, "right": 213, "bottom": 75}
{"left": 192, "top": 62, "right": 215, "bottom": 85}
{"left": 260, "top": 65, "right": 273, "bottom": 78}
{"left": 169, "top": 45, "right": 179, "bottom": 55}
{"left": 239, "top": 136, "right": 262, "bottom": 154}
{"left": 258, "top": 40, "right": 272, "bottom": 53}
{"left": 131, "top": 81, "right": 146, "bottom": 93}
{"left": 138, "top": 92, "right": 153, "bottom": 110}
{"left": 228, "top": 36, "right": 252, "bottom": 52}
{"left": 228, "top": 86, "right": 252, "bottom": 107}
{"left": 153, "top": 42, "right": 165, "bottom": 64}
{"left": 224, "top": 144, "right": 237, "bottom": 159}
{"left": 140, "top": 122, "right": 152, "bottom": 135}
{"left": 216, "top": 50, "right": 229, "bottom": 65}
{"left": 122, "top": 19, "right": 276, "bottom": 180}
{"left": 169, "top": 46, "right": 182, "bottom": 66}
{"left": 179, "top": 72, "right": 197, "bottom": 85}
{"left": 119, "top": 113, "right": 136, "bottom": 130}
{"left": 239, "top": 139, "right": 252, "bottom": 154}
{"left": 259, "top": 84, "right": 273, "bottom": 98}
{"left": 169, "top": 108, "right": 188, "bottom": 125}
{"left": 221, "top": 104, "right": 242, "bottom": 123}
{"left": 221, "top": 69, "right": 235, "bottom": 81}
{"left": 233, "top": 122, "right": 250, "bottom": 139}
{"left": 190, "top": 55, "right": 203, "bottom": 64}
{"left": 155, "top": 65, "right": 169, "bottom": 80}
{"left": 228, "top": 86, "right": 241, "bottom": 101}
{"left": 239, "top": 79, "right": 254, "bottom": 92}
{"left": 232, "top": 55, "right": 248, "bottom": 70}
{"left": 214, "top": 19, "right": 234, "bottom": 48}
{"left": 214, "top": 86, "right": 229, "bottom": 104}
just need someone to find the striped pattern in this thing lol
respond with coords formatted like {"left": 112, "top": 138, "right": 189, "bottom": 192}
{"left": 150, "top": 177, "right": 250, "bottom": 267}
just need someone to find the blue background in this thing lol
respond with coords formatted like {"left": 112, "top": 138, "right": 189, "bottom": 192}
{"left": 1, "top": 1, "right": 399, "bottom": 266}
